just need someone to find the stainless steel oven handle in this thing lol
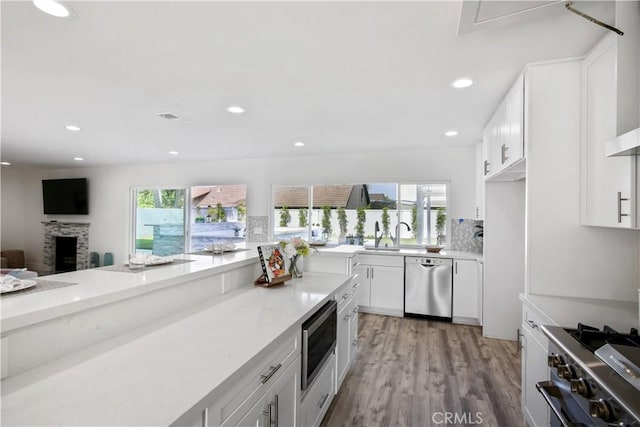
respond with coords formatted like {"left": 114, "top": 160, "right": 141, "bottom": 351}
{"left": 536, "top": 381, "right": 580, "bottom": 427}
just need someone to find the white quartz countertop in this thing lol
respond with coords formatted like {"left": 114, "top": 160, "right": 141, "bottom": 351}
{"left": 0, "top": 243, "right": 268, "bottom": 333}
{"left": 313, "top": 244, "right": 483, "bottom": 261}
{"left": 1, "top": 272, "right": 352, "bottom": 426}
{"left": 520, "top": 293, "right": 639, "bottom": 332}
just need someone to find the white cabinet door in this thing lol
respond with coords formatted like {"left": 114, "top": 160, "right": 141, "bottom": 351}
{"left": 580, "top": 34, "right": 636, "bottom": 228}
{"left": 263, "top": 355, "right": 299, "bottom": 427}
{"left": 452, "top": 260, "right": 480, "bottom": 323}
{"left": 504, "top": 75, "right": 525, "bottom": 167}
{"left": 369, "top": 265, "right": 404, "bottom": 311}
{"left": 352, "top": 264, "right": 370, "bottom": 307}
{"left": 336, "top": 299, "right": 352, "bottom": 388}
{"left": 475, "top": 142, "right": 485, "bottom": 220}
{"left": 521, "top": 324, "right": 549, "bottom": 427}
{"left": 298, "top": 354, "right": 335, "bottom": 427}
{"left": 305, "top": 254, "right": 349, "bottom": 274}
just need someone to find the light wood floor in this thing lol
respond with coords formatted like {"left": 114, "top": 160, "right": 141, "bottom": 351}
{"left": 321, "top": 313, "right": 524, "bottom": 427}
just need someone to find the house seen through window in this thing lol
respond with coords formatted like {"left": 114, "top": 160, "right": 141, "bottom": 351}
{"left": 272, "top": 183, "right": 447, "bottom": 246}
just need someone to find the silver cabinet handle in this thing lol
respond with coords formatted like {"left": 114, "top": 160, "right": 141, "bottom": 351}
{"left": 366, "top": 267, "right": 369, "bottom": 279}
{"left": 455, "top": 261, "right": 458, "bottom": 274}
{"left": 501, "top": 143, "right": 509, "bottom": 164}
{"left": 484, "top": 160, "right": 490, "bottom": 175}
{"left": 352, "top": 282, "right": 360, "bottom": 290}
{"left": 340, "top": 293, "right": 350, "bottom": 302}
{"left": 526, "top": 319, "right": 538, "bottom": 329}
{"left": 371, "top": 267, "right": 374, "bottom": 279}
{"left": 318, "top": 393, "right": 330, "bottom": 409}
{"left": 475, "top": 207, "right": 479, "bottom": 219}
{"left": 352, "top": 338, "right": 358, "bottom": 347}
{"left": 617, "top": 192, "right": 629, "bottom": 223}
{"left": 352, "top": 306, "right": 359, "bottom": 315}
{"left": 260, "top": 363, "right": 282, "bottom": 384}
{"left": 343, "top": 313, "right": 351, "bottom": 321}
{"left": 352, "top": 262, "right": 360, "bottom": 268}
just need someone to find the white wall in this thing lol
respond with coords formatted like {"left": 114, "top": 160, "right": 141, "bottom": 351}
{"left": 1, "top": 147, "right": 476, "bottom": 271}
{"left": 1, "top": 168, "right": 27, "bottom": 250}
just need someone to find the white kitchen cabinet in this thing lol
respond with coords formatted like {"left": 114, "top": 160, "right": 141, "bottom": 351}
{"left": 299, "top": 354, "right": 336, "bottom": 427}
{"left": 520, "top": 310, "right": 549, "bottom": 427}
{"left": 335, "top": 279, "right": 360, "bottom": 391}
{"left": 305, "top": 253, "right": 352, "bottom": 274}
{"left": 483, "top": 74, "right": 526, "bottom": 182}
{"left": 452, "top": 260, "right": 482, "bottom": 325}
{"left": 207, "top": 331, "right": 299, "bottom": 426}
{"left": 353, "top": 254, "right": 404, "bottom": 317}
{"left": 580, "top": 33, "right": 637, "bottom": 229}
{"left": 475, "top": 142, "right": 484, "bottom": 220}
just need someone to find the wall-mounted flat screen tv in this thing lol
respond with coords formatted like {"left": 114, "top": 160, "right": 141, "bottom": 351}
{"left": 42, "top": 178, "right": 89, "bottom": 215}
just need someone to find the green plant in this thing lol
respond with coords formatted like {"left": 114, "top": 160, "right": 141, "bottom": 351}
{"left": 210, "top": 203, "right": 226, "bottom": 222}
{"left": 381, "top": 207, "right": 390, "bottom": 237}
{"left": 411, "top": 205, "right": 418, "bottom": 238}
{"left": 436, "top": 207, "right": 446, "bottom": 236}
{"left": 337, "top": 207, "right": 348, "bottom": 235}
{"left": 279, "top": 205, "right": 291, "bottom": 227}
{"left": 321, "top": 205, "right": 332, "bottom": 235}
{"left": 355, "top": 206, "right": 367, "bottom": 238}
{"left": 236, "top": 204, "right": 246, "bottom": 222}
{"left": 298, "top": 208, "right": 308, "bottom": 228}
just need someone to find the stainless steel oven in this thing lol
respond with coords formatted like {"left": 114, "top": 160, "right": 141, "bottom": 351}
{"left": 301, "top": 299, "right": 337, "bottom": 390}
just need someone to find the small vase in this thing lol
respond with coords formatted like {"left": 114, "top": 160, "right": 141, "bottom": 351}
{"left": 289, "top": 255, "right": 303, "bottom": 278}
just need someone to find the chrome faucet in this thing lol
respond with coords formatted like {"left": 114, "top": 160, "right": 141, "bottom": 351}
{"left": 374, "top": 221, "right": 383, "bottom": 248}
{"left": 390, "top": 222, "right": 411, "bottom": 246}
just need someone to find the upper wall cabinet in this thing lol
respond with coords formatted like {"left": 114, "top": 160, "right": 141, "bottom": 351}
{"left": 580, "top": 33, "right": 638, "bottom": 229}
{"left": 482, "top": 75, "right": 526, "bottom": 181}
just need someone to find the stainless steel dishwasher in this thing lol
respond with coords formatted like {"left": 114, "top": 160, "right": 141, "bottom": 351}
{"left": 404, "top": 256, "right": 453, "bottom": 321}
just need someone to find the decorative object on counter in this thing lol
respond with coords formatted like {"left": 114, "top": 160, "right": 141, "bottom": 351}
{"left": 1, "top": 278, "right": 77, "bottom": 298}
{"left": 128, "top": 253, "right": 147, "bottom": 271}
{"left": 103, "top": 252, "right": 114, "bottom": 266}
{"left": 90, "top": 252, "right": 99, "bottom": 269}
{"left": 256, "top": 244, "right": 289, "bottom": 285}
{"left": 98, "top": 258, "right": 193, "bottom": 273}
{"left": 426, "top": 245, "right": 444, "bottom": 253}
{"left": 280, "top": 237, "right": 311, "bottom": 279}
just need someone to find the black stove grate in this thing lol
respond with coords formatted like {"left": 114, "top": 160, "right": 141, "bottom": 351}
{"left": 567, "top": 323, "right": 640, "bottom": 352}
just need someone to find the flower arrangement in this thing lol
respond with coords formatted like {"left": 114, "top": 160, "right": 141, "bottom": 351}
{"left": 279, "top": 237, "right": 311, "bottom": 278}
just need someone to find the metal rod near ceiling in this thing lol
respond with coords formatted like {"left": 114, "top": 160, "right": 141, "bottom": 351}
{"left": 565, "top": 1, "right": 624, "bottom": 36}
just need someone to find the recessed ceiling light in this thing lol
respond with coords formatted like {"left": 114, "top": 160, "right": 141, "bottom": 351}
{"left": 226, "top": 105, "right": 245, "bottom": 114}
{"left": 445, "top": 130, "right": 458, "bottom": 137}
{"left": 293, "top": 141, "right": 305, "bottom": 147}
{"left": 33, "top": 0, "right": 71, "bottom": 18}
{"left": 451, "top": 78, "right": 474, "bottom": 89}
{"left": 0, "top": 162, "right": 11, "bottom": 166}
{"left": 73, "top": 157, "right": 84, "bottom": 161}
{"left": 168, "top": 151, "right": 179, "bottom": 155}
{"left": 65, "top": 125, "right": 82, "bottom": 131}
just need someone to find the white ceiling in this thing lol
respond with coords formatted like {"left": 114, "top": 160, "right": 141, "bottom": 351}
{"left": 1, "top": 1, "right": 614, "bottom": 168}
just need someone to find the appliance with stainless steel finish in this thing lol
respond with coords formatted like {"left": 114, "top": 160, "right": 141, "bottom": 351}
{"left": 301, "top": 299, "right": 337, "bottom": 390}
{"left": 404, "top": 256, "right": 453, "bottom": 321}
{"left": 539, "top": 324, "right": 640, "bottom": 426}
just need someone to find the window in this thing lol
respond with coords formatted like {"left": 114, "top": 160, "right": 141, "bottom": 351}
{"left": 133, "top": 188, "right": 186, "bottom": 256}
{"left": 271, "top": 183, "right": 448, "bottom": 246}
{"left": 131, "top": 185, "right": 247, "bottom": 256}
{"left": 189, "top": 185, "right": 247, "bottom": 251}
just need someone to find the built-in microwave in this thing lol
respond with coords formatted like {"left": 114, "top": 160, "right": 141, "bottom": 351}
{"left": 301, "top": 299, "right": 337, "bottom": 390}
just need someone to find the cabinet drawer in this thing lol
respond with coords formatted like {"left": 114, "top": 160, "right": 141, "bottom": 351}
{"left": 354, "top": 254, "right": 404, "bottom": 268}
{"left": 522, "top": 305, "right": 550, "bottom": 347}
{"left": 335, "top": 279, "right": 354, "bottom": 310}
{"left": 208, "top": 331, "right": 299, "bottom": 426}
{"left": 299, "top": 354, "right": 336, "bottom": 427}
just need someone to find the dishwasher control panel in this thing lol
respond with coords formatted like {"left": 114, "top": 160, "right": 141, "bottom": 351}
{"left": 406, "top": 257, "right": 453, "bottom": 266}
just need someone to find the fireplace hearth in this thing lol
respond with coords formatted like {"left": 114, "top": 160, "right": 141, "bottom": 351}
{"left": 43, "top": 222, "right": 90, "bottom": 274}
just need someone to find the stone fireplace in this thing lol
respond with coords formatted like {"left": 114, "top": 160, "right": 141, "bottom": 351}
{"left": 43, "top": 222, "right": 90, "bottom": 274}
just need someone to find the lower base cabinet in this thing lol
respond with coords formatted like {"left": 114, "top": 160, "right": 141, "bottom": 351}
{"left": 521, "top": 306, "right": 550, "bottom": 427}
{"left": 235, "top": 355, "right": 300, "bottom": 427}
{"left": 299, "top": 354, "right": 336, "bottom": 427}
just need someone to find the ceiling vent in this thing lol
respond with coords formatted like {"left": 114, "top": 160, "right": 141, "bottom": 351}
{"left": 156, "top": 112, "right": 180, "bottom": 120}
